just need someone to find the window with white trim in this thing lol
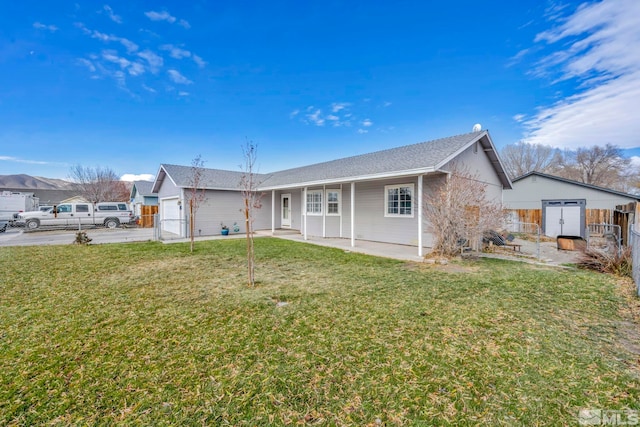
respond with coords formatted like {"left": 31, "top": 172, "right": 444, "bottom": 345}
{"left": 385, "top": 184, "right": 414, "bottom": 217}
{"left": 306, "top": 190, "right": 323, "bottom": 215}
{"left": 326, "top": 190, "right": 341, "bottom": 215}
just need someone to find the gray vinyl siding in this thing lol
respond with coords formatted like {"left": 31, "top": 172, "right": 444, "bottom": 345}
{"left": 442, "top": 142, "right": 504, "bottom": 202}
{"left": 156, "top": 179, "right": 181, "bottom": 199}
{"left": 353, "top": 177, "right": 420, "bottom": 245}
{"left": 503, "top": 175, "right": 637, "bottom": 209}
{"left": 193, "top": 190, "right": 272, "bottom": 236}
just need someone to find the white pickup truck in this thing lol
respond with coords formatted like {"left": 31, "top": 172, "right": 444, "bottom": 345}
{"left": 16, "top": 202, "right": 133, "bottom": 230}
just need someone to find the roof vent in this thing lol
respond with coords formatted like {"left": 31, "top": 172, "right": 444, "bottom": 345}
{"left": 472, "top": 123, "right": 482, "bottom": 132}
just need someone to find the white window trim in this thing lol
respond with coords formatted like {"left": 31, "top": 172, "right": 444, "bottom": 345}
{"left": 306, "top": 190, "right": 323, "bottom": 216}
{"left": 384, "top": 183, "right": 415, "bottom": 218}
{"left": 326, "top": 189, "right": 341, "bottom": 216}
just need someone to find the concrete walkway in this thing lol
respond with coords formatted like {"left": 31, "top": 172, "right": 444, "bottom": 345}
{"left": 164, "top": 229, "right": 582, "bottom": 266}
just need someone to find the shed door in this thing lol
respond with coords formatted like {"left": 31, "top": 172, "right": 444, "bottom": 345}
{"left": 543, "top": 200, "right": 585, "bottom": 237}
{"left": 161, "top": 197, "right": 182, "bottom": 235}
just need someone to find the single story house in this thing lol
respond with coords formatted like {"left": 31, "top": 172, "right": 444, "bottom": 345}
{"left": 130, "top": 180, "right": 159, "bottom": 216}
{"left": 503, "top": 171, "right": 640, "bottom": 238}
{"left": 151, "top": 130, "right": 512, "bottom": 256}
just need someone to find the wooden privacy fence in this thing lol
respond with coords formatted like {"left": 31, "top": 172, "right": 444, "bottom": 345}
{"left": 504, "top": 204, "right": 637, "bottom": 245}
{"left": 139, "top": 205, "right": 158, "bottom": 228}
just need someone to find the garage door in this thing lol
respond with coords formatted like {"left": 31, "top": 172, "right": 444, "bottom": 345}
{"left": 543, "top": 200, "right": 585, "bottom": 237}
{"left": 161, "top": 197, "right": 182, "bottom": 236}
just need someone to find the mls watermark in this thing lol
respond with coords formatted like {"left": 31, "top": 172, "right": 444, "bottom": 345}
{"left": 578, "top": 409, "right": 639, "bottom": 425}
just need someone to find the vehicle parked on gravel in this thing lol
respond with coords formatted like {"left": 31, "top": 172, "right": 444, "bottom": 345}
{"left": 15, "top": 202, "right": 132, "bottom": 230}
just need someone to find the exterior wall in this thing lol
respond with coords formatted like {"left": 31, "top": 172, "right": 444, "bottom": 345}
{"left": 195, "top": 190, "right": 272, "bottom": 236}
{"left": 441, "top": 142, "right": 504, "bottom": 203}
{"left": 351, "top": 177, "right": 420, "bottom": 246}
{"left": 503, "top": 175, "right": 637, "bottom": 209}
{"left": 143, "top": 196, "right": 158, "bottom": 206}
{"left": 156, "top": 178, "right": 181, "bottom": 200}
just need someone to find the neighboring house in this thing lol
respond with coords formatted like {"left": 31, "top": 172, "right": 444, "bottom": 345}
{"left": 130, "top": 181, "right": 159, "bottom": 216}
{"left": 503, "top": 171, "right": 640, "bottom": 239}
{"left": 151, "top": 130, "right": 512, "bottom": 256}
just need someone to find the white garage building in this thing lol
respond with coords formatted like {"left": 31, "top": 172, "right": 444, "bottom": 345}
{"left": 503, "top": 171, "right": 640, "bottom": 238}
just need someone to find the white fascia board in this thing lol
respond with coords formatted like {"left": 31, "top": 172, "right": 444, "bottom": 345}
{"left": 258, "top": 167, "right": 438, "bottom": 191}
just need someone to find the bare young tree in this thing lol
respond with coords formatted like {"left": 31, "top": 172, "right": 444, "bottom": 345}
{"left": 240, "top": 141, "right": 263, "bottom": 287}
{"left": 424, "top": 163, "right": 504, "bottom": 257}
{"left": 68, "top": 165, "right": 130, "bottom": 202}
{"left": 187, "top": 155, "right": 206, "bottom": 253}
{"left": 500, "top": 142, "right": 561, "bottom": 179}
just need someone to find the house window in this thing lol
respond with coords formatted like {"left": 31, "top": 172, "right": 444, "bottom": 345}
{"left": 326, "top": 190, "right": 341, "bottom": 215}
{"left": 385, "top": 184, "right": 414, "bottom": 217}
{"left": 306, "top": 190, "right": 323, "bottom": 215}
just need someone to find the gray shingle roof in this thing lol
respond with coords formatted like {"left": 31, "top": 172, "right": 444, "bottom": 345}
{"left": 154, "top": 130, "right": 511, "bottom": 191}
{"left": 158, "top": 164, "right": 259, "bottom": 190}
{"left": 513, "top": 171, "right": 640, "bottom": 201}
{"left": 132, "top": 180, "right": 156, "bottom": 196}
{"left": 262, "top": 131, "right": 488, "bottom": 188}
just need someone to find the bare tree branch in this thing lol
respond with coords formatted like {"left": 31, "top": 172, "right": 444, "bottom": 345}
{"left": 424, "top": 163, "right": 504, "bottom": 257}
{"left": 68, "top": 165, "right": 129, "bottom": 203}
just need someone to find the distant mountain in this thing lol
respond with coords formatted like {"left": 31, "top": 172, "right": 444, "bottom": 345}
{"left": 0, "top": 174, "right": 77, "bottom": 190}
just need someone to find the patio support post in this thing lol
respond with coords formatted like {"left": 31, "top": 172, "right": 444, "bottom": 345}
{"left": 322, "top": 185, "right": 326, "bottom": 238}
{"left": 350, "top": 182, "right": 355, "bottom": 247}
{"left": 303, "top": 187, "right": 308, "bottom": 241}
{"left": 339, "top": 183, "right": 343, "bottom": 238}
{"left": 271, "top": 190, "right": 275, "bottom": 235}
{"left": 418, "top": 174, "right": 423, "bottom": 257}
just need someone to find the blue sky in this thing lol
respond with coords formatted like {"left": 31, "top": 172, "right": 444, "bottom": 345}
{"left": 1, "top": 0, "right": 639, "bottom": 181}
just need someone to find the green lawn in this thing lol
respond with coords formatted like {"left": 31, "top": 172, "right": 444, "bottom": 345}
{"left": 1, "top": 238, "right": 639, "bottom": 425}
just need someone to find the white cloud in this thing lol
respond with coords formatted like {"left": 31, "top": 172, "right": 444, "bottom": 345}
{"left": 78, "top": 24, "right": 139, "bottom": 53}
{"left": 289, "top": 109, "right": 300, "bottom": 118}
{"left": 168, "top": 69, "right": 193, "bottom": 84}
{"left": 306, "top": 109, "right": 325, "bottom": 126}
{"left": 102, "top": 50, "right": 130, "bottom": 69}
{"left": 361, "top": 119, "right": 373, "bottom": 127}
{"left": 523, "top": 0, "right": 640, "bottom": 149}
{"left": 178, "top": 91, "right": 189, "bottom": 97}
{"left": 331, "top": 102, "right": 350, "bottom": 113}
{"left": 77, "top": 58, "right": 96, "bottom": 72}
{"left": 137, "top": 50, "right": 163, "bottom": 73}
{"left": 513, "top": 114, "right": 525, "bottom": 122}
{"left": 145, "top": 10, "right": 176, "bottom": 23}
{"left": 178, "top": 19, "right": 190, "bottom": 29}
{"left": 0, "top": 155, "right": 51, "bottom": 165}
{"left": 142, "top": 84, "right": 157, "bottom": 93}
{"left": 103, "top": 5, "right": 122, "bottom": 24}
{"left": 120, "top": 173, "right": 155, "bottom": 182}
{"left": 33, "top": 22, "right": 58, "bottom": 32}
{"left": 128, "top": 62, "right": 145, "bottom": 76}
{"left": 357, "top": 129, "right": 368, "bottom": 134}
{"left": 192, "top": 54, "right": 206, "bottom": 68}
{"left": 160, "top": 44, "right": 191, "bottom": 59}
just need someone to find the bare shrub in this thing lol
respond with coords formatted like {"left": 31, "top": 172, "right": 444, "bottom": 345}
{"left": 424, "top": 163, "right": 505, "bottom": 258}
{"left": 577, "top": 247, "right": 631, "bottom": 277}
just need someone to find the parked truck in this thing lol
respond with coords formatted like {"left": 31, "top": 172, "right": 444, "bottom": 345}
{"left": 0, "top": 191, "right": 39, "bottom": 223}
{"left": 16, "top": 202, "right": 133, "bottom": 230}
